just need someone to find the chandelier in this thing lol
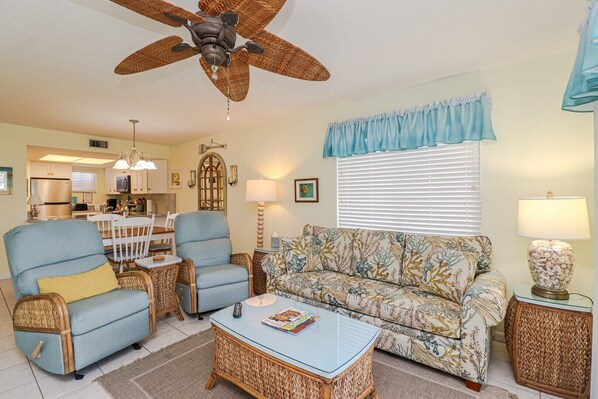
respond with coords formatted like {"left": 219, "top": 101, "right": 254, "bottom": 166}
{"left": 113, "top": 120, "right": 157, "bottom": 170}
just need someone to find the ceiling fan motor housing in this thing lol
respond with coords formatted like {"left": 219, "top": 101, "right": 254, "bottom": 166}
{"left": 191, "top": 15, "right": 236, "bottom": 68}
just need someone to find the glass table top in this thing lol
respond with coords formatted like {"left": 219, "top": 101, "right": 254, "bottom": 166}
{"left": 513, "top": 284, "right": 593, "bottom": 313}
{"left": 210, "top": 294, "right": 379, "bottom": 378}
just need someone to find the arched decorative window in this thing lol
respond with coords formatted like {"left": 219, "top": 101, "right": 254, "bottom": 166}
{"left": 197, "top": 152, "right": 227, "bottom": 214}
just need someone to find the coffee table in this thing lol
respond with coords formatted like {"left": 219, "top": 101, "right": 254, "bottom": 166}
{"left": 206, "top": 294, "right": 379, "bottom": 399}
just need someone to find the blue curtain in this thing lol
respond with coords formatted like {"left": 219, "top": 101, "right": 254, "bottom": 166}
{"left": 563, "top": 1, "right": 598, "bottom": 112}
{"left": 323, "top": 93, "right": 495, "bottom": 158}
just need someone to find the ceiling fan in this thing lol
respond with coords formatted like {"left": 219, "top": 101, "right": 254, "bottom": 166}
{"left": 110, "top": 0, "right": 331, "bottom": 102}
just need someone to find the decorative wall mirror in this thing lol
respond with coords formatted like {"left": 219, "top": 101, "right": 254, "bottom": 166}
{"left": 197, "top": 152, "right": 227, "bottom": 214}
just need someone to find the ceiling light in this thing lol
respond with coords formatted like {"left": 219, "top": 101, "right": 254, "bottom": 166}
{"left": 73, "top": 158, "right": 115, "bottom": 165}
{"left": 39, "top": 155, "right": 82, "bottom": 163}
{"left": 113, "top": 120, "right": 157, "bottom": 170}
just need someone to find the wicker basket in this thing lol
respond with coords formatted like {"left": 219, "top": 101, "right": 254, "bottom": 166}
{"left": 505, "top": 296, "right": 592, "bottom": 398}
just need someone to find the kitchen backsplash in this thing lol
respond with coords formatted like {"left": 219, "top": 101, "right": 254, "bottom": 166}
{"left": 109, "top": 193, "right": 176, "bottom": 216}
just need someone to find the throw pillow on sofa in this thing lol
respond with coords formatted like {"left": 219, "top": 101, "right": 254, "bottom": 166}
{"left": 281, "top": 236, "right": 324, "bottom": 273}
{"left": 419, "top": 249, "right": 476, "bottom": 303}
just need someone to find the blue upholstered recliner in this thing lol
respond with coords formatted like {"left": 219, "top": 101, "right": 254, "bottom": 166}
{"left": 3, "top": 220, "right": 155, "bottom": 378}
{"left": 174, "top": 211, "right": 252, "bottom": 317}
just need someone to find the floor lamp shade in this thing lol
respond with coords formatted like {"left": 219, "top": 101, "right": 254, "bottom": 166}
{"left": 246, "top": 179, "right": 277, "bottom": 248}
{"left": 518, "top": 194, "right": 590, "bottom": 299}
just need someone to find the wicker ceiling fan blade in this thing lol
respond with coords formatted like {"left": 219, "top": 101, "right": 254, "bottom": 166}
{"left": 199, "top": 54, "right": 250, "bottom": 102}
{"left": 247, "top": 31, "right": 330, "bottom": 81}
{"left": 111, "top": 0, "right": 204, "bottom": 27}
{"left": 115, "top": 36, "right": 197, "bottom": 75}
{"left": 199, "top": 0, "right": 285, "bottom": 38}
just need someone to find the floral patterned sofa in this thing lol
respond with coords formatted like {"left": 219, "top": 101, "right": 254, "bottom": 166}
{"left": 262, "top": 225, "right": 507, "bottom": 390}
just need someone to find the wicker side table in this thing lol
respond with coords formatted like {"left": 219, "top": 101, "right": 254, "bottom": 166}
{"left": 135, "top": 255, "right": 184, "bottom": 321}
{"left": 252, "top": 248, "right": 280, "bottom": 295}
{"left": 504, "top": 285, "right": 592, "bottom": 399}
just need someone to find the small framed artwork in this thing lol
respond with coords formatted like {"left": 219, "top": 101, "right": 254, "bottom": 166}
{"left": 0, "top": 167, "right": 14, "bottom": 195}
{"left": 169, "top": 170, "right": 182, "bottom": 190}
{"left": 295, "top": 178, "right": 319, "bottom": 203}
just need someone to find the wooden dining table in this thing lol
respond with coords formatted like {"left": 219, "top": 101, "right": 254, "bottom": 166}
{"left": 99, "top": 226, "right": 176, "bottom": 255}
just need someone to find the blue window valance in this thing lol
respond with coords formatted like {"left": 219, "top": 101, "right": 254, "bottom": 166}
{"left": 322, "top": 92, "right": 496, "bottom": 158}
{"left": 563, "top": 1, "right": 598, "bottom": 112}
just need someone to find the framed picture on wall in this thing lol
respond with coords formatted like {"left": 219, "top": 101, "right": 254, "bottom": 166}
{"left": 0, "top": 167, "right": 13, "bottom": 195}
{"left": 169, "top": 170, "right": 182, "bottom": 190}
{"left": 294, "top": 178, "right": 319, "bottom": 203}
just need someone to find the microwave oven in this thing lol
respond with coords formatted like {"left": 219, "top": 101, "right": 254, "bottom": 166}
{"left": 116, "top": 175, "right": 131, "bottom": 193}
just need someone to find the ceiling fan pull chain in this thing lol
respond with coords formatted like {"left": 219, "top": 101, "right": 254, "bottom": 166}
{"left": 226, "top": 60, "right": 231, "bottom": 122}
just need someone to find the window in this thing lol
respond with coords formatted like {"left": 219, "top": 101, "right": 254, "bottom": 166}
{"left": 337, "top": 142, "right": 481, "bottom": 235}
{"left": 72, "top": 170, "right": 97, "bottom": 193}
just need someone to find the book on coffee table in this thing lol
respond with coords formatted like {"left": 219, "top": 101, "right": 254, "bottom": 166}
{"left": 262, "top": 307, "right": 320, "bottom": 335}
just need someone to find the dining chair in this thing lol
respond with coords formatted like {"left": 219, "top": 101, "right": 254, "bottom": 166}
{"left": 107, "top": 215, "right": 155, "bottom": 273}
{"left": 88, "top": 214, "right": 124, "bottom": 254}
{"left": 149, "top": 211, "right": 179, "bottom": 255}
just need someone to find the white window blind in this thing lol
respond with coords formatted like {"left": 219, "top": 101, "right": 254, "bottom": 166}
{"left": 72, "top": 170, "right": 97, "bottom": 193}
{"left": 337, "top": 142, "right": 481, "bottom": 235}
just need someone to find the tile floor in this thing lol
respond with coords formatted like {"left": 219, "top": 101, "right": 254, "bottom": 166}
{"left": 0, "top": 279, "right": 558, "bottom": 398}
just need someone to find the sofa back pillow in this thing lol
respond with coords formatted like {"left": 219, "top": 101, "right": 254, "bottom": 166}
{"left": 281, "top": 236, "right": 324, "bottom": 273}
{"left": 37, "top": 262, "right": 120, "bottom": 303}
{"left": 419, "top": 249, "right": 476, "bottom": 303}
{"left": 306, "top": 226, "right": 355, "bottom": 275}
{"left": 402, "top": 234, "right": 492, "bottom": 286}
{"left": 351, "top": 229, "right": 405, "bottom": 284}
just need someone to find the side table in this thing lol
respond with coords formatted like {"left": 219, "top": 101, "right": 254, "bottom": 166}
{"left": 135, "top": 255, "right": 184, "bottom": 321}
{"left": 504, "top": 284, "right": 592, "bottom": 399}
{"left": 252, "top": 247, "right": 280, "bottom": 295}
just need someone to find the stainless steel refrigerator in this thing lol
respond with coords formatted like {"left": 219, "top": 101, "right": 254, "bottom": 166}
{"left": 30, "top": 178, "right": 72, "bottom": 219}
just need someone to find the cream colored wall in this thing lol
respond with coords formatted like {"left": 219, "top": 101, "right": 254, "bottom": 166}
{"left": 170, "top": 49, "right": 594, "bottom": 301}
{"left": 0, "top": 124, "right": 170, "bottom": 277}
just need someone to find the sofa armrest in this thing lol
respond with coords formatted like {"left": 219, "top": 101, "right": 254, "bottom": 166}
{"left": 117, "top": 271, "right": 156, "bottom": 334}
{"left": 231, "top": 253, "right": 253, "bottom": 297}
{"left": 13, "top": 293, "right": 75, "bottom": 373}
{"left": 177, "top": 258, "right": 197, "bottom": 314}
{"left": 262, "top": 252, "right": 287, "bottom": 293}
{"left": 461, "top": 270, "right": 507, "bottom": 328}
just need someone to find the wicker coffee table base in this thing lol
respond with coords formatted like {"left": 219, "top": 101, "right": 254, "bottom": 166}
{"left": 206, "top": 325, "right": 378, "bottom": 399}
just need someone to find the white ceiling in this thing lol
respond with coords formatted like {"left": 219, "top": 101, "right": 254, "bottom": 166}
{"left": 0, "top": 0, "right": 587, "bottom": 145}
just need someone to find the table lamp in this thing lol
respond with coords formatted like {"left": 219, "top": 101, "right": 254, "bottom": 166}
{"left": 518, "top": 192, "right": 590, "bottom": 300}
{"left": 27, "top": 194, "right": 44, "bottom": 221}
{"left": 246, "top": 179, "right": 277, "bottom": 248}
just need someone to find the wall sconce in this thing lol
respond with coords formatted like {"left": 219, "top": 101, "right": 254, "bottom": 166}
{"left": 187, "top": 170, "right": 197, "bottom": 189}
{"left": 228, "top": 165, "right": 238, "bottom": 186}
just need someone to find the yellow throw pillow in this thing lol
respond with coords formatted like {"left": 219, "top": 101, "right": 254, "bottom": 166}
{"left": 37, "top": 263, "right": 120, "bottom": 303}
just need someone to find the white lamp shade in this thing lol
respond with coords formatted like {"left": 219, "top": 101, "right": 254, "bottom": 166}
{"left": 113, "top": 158, "right": 129, "bottom": 170}
{"left": 246, "top": 179, "right": 277, "bottom": 202}
{"left": 27, "top": 194, "right": 44, "bottom": 206}
{"left": 518, "top": 196, "right": 590, "bottom": 240}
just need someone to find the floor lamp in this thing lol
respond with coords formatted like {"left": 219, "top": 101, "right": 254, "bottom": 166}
{"left": 246, "top": 179, "right": 277, "bottom": 248}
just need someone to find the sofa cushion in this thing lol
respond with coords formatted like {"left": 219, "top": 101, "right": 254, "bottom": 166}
{"left": 419, "top": 249, "right": 476, "bottom": 303}
{"left": 68, "top": 289, "right": 149, "bottom": 335}
{"left": 281, "top": 236, "right": 323, "bottom": 273}
{"left": 402, "top": 234, "right": 492, "bottom": 286}
{"left": 196, "top": 264, "right": 248, "bottom": 289}
{"left": 274, "top": 271, "right": 327, "bottom": 302}
{"left": 311, "top": 227, "right": 355, "bottom": 274}
{"left": 38, "top": 263, "right": 119, "bottom": 304}
{"left": 351, "top": 229, "right": 405, "bottom": 284}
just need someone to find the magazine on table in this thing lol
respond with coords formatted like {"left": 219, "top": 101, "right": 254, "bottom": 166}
{"left": 261, "top": 307, "right": 320, "bottom": 335}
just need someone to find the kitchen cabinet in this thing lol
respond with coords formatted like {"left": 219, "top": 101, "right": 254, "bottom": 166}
{"left": 131, "top": 170, "right": 147, "bottom": 194}
{"left": 30, "top": 162, "right": 72, "bottom": 179}
{"left": 147, "top": 160, "right": 168, "bottom": 194}
{"left": 104, "top": 168, "right": 117, "bottom": 194}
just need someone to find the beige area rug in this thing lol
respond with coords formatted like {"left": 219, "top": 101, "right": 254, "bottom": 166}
{"left": 97, "top": 329, "right": 517, "bottom": 399}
